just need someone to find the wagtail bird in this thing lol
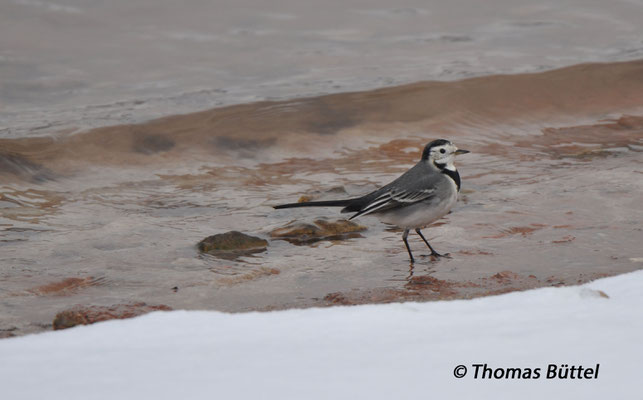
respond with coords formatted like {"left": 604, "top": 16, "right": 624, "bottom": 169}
{"left": 274, "top": 139, "right": 469, "bottom": 262}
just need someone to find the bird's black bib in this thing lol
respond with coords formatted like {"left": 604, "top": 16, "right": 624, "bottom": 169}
{"left": 434, "top": 161, "right": 461, "bottom": 191}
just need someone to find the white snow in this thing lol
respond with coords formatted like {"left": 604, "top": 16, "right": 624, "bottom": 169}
{"left": 1, "top": 270, "right": 642, "bottom": 400}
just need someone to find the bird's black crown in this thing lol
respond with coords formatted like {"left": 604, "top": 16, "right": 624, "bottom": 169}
{"left": 421, "top": 139, "right": 451, "bottom": 160}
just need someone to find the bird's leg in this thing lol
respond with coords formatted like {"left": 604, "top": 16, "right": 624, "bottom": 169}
{"left": 415, "top": 229, "right": 450, "bottom": 258}
{"left": 402, "top": 229, "right": 415, "bottom": 263}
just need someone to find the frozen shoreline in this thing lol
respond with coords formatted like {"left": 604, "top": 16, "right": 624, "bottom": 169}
{"left": 1, "top": 269, "right": 641, "bottom": 399}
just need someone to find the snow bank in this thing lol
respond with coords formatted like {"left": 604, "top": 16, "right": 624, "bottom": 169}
{"left": 1, "top": 270, "right": 642, "bottom": 400}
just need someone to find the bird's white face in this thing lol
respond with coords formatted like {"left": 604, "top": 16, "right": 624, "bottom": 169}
{"left": 429, "top": 142, "right": 460, "bottom": 171}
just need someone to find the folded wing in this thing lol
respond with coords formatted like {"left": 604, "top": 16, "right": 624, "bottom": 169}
{"left": 347, "top": 188, "right": 436, "bottom": 220}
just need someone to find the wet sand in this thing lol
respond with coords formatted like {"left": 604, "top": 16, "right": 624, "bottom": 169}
{"left": 1, "top": 60, "right": 643, "bottom": 337}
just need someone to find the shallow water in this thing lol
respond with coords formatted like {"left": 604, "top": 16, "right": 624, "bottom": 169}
{"left": 1, "top": 60, "right": 643, "bottom": 336}
{"left": 3, "top": 0, "right": 643, "bottom": 138}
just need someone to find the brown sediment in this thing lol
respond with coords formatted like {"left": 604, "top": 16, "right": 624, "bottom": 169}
{"left": 216, "top": 267, "right": 281, "bottom": 286}
{"left": 552, "top": 235, "right": 575, "bottom": 244}
{"left": 318, "top": 269, "right": 614, "bottom": 306}
{"left": 52, "top": 302, "right": 172, "bottom": 330}
{"left": 1, "top": 277, "right": 104, "bottom": 298}
{"left": 0, "top": 328, "right": 17, "bottom": 339}
{"left": 457, "top": 249, "right": 494, "bottom": 256}
{"left": 25, "top": 277, "right": 104, "bottom": 297}
{"left": 483, "top": 225, "right": 547, "bottom": 239}
{"left": 0, "top": 187, "right": 64, "bottom": 222}
{"left": 154, "top": 105, "right": 643, "bottom": 192}
{"left": 1, "top": 60, "right": 643, "bottom": 175}
{"left": 479, "top": 114, "right": 643, "bottom": 160}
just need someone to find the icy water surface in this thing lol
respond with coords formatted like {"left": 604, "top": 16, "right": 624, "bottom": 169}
{"left": 1, "top": 61, "right": 643, "bottom": 336}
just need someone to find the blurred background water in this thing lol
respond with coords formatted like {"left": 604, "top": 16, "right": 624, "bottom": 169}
{"left": 2, "top": 0, "right": 643, "bottom": 138}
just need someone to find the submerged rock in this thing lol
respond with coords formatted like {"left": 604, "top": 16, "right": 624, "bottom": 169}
{"left": 132, "top": 133, "right": 175, "bottom": 154}
{"left": 198, "top": 231, "right": 268, "bottom": 257}
{"left": 0, "top": 327, "right": 17, "bottom": 339}
{"left": 270, "top": 218, "right": 367, "bottom": 244}
{"left": 0, "top": 151, "right": 56, "bottom": 182}
{"left": 52, "top": 302, "right": 172, "bottom": 330}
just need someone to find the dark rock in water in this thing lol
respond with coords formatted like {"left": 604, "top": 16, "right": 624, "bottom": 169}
{"left": 270, "top": 218, "right": 367, "bottom": 245}
{"left": 198, "top": 231, "right": 268, "bottom": 256}
{"left": 52, "top": 302, "right": 172, "bottom": 330}
{"left": 132, "top": 134, "right": 175, "bottom": 154}
{"left": 212, "top": 136, "right": 276, "bottom": 158}
{"left": 0, "top": 327, "right": 17, "bottom": 339}
{"left": 305, "top": 97, "right": 361, "bottom": 134}
{"left": 0, "top": 152, "right": 56, "bottom": 182}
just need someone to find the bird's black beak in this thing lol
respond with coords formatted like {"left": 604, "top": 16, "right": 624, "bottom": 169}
{"left": 455, "top": 149, "right": 470, "bottom": 155}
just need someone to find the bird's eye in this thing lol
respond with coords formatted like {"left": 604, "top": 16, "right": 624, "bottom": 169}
{"left": 439, "top": 148, "right": 446, "bottom": 154}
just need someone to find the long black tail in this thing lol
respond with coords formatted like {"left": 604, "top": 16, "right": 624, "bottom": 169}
{"left": 274, "top": 199, "right": 352, "bottom": 209}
